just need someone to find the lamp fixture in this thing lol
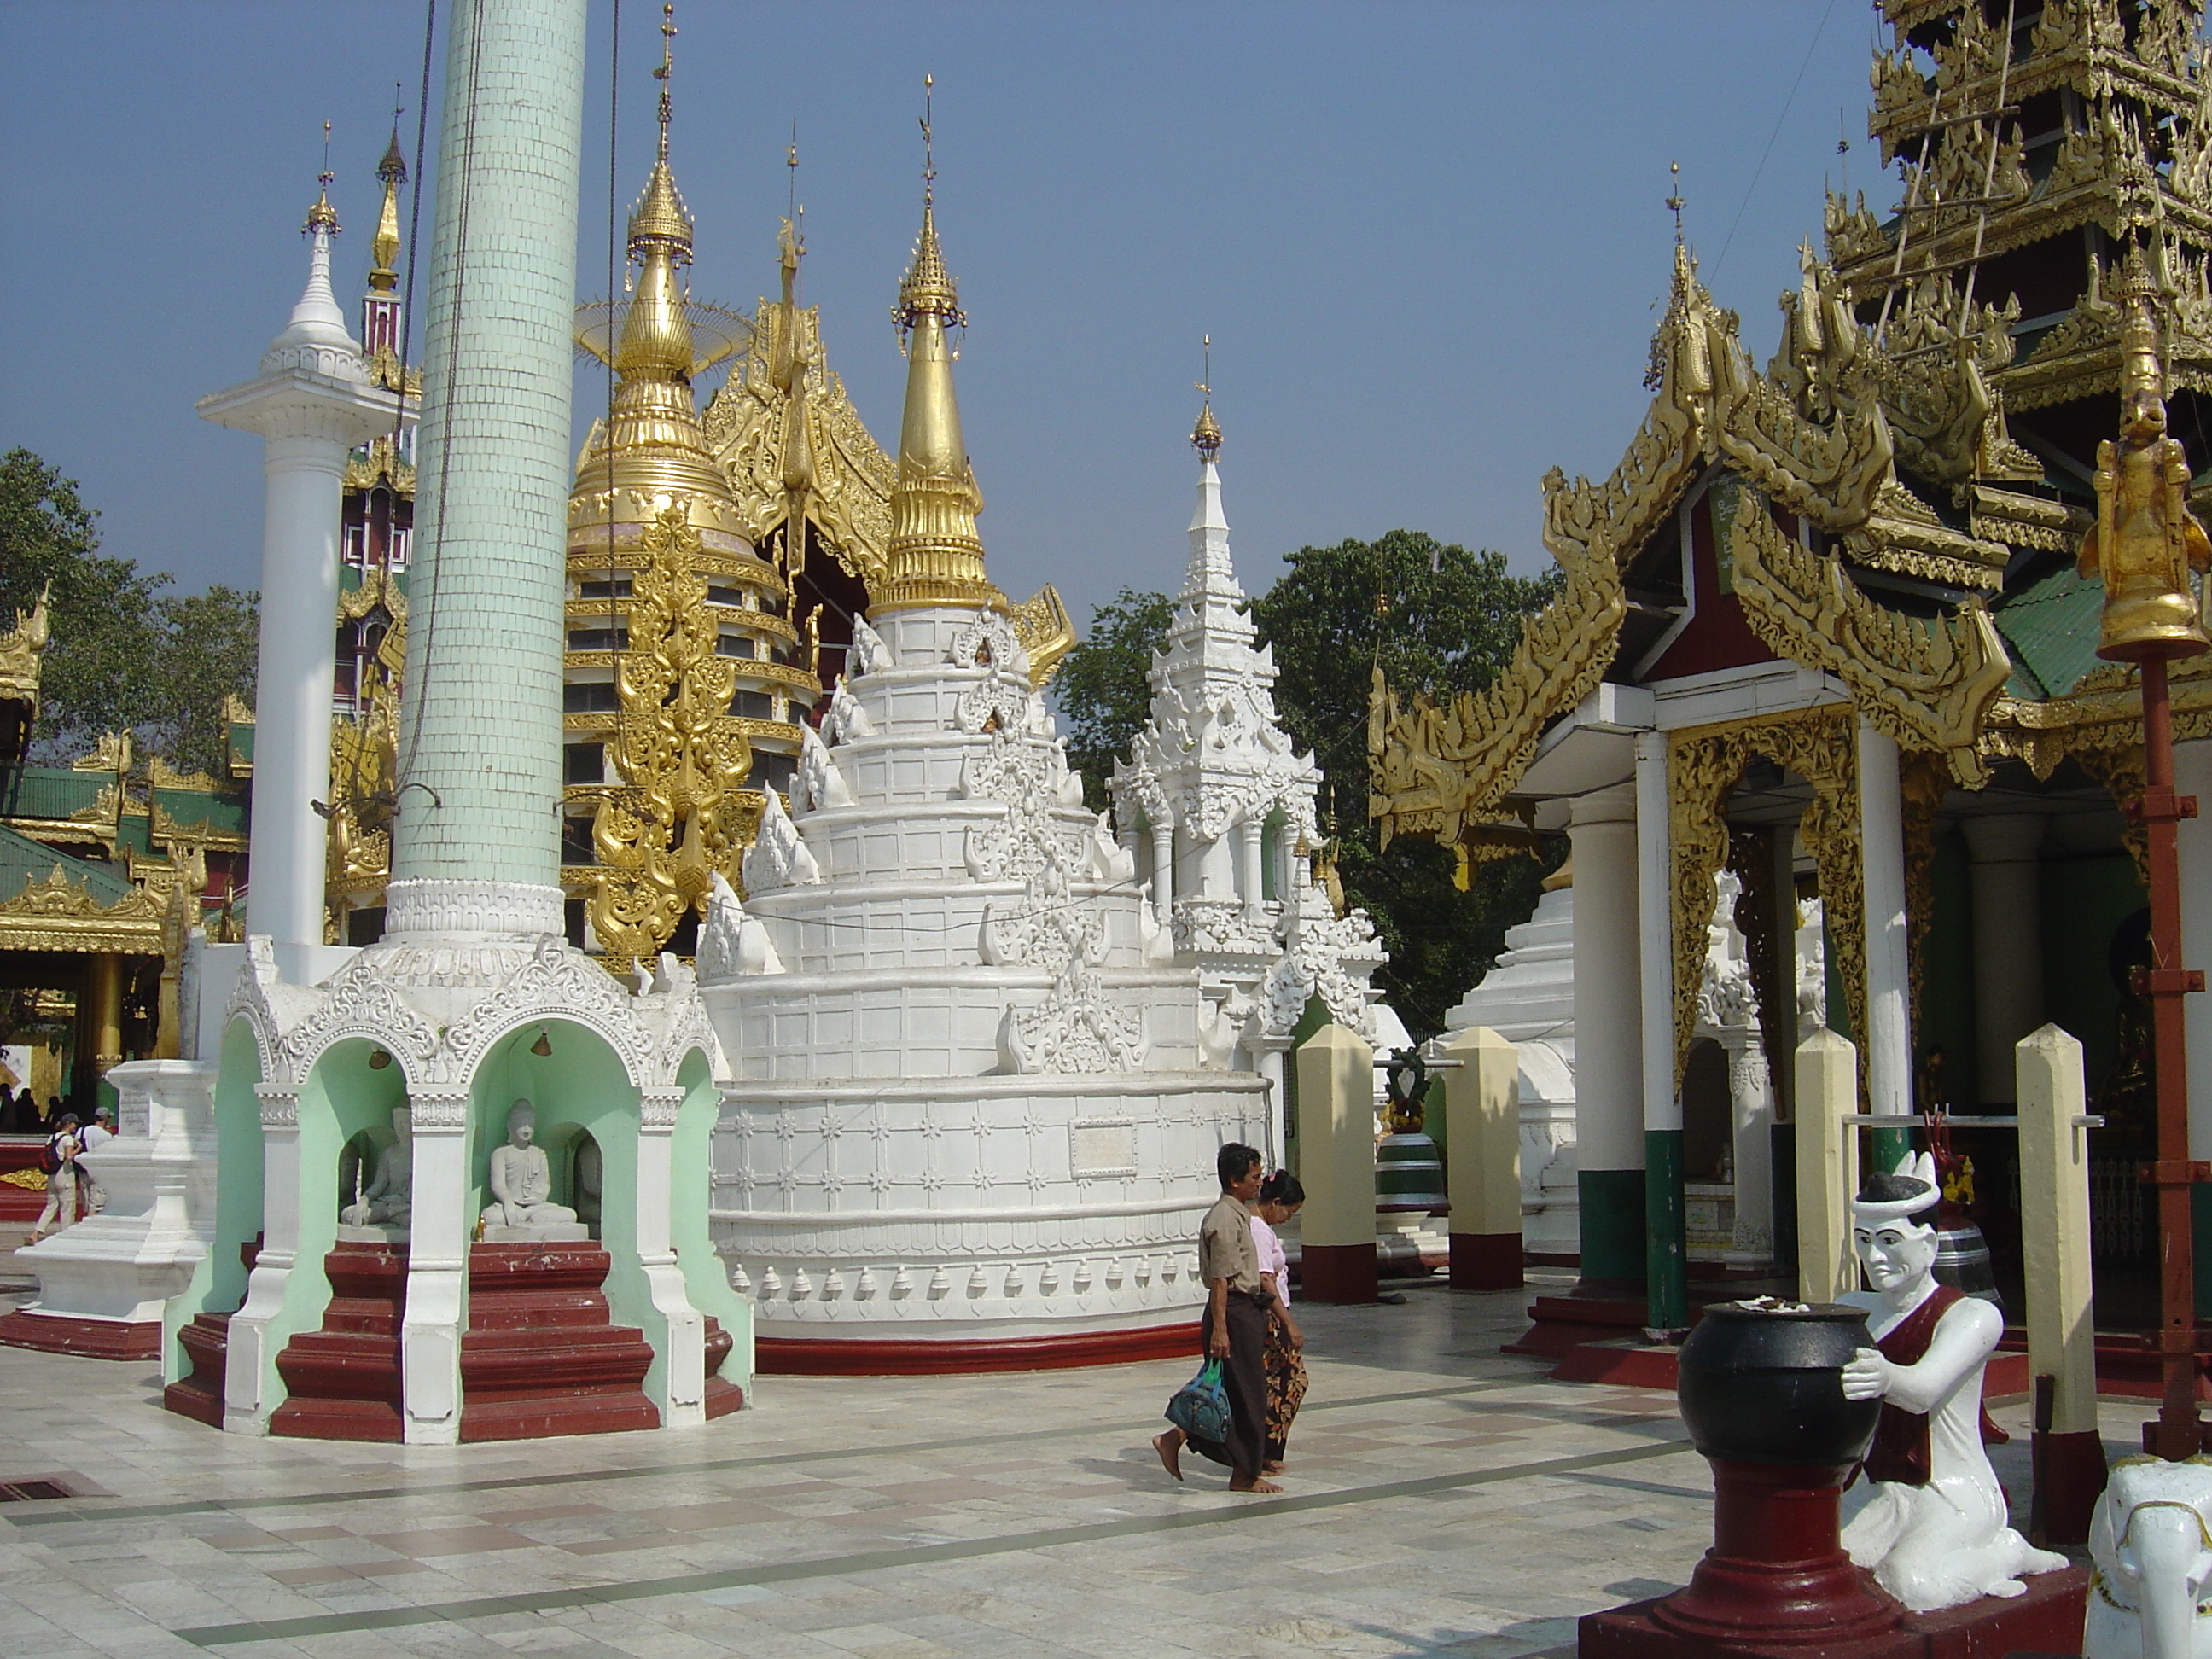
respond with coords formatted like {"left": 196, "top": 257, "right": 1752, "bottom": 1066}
{"left": 530, "top": 1029, "right": 552, "bottom": 1057}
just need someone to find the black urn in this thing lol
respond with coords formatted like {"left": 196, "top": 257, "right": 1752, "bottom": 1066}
{"left": 1675, "top": 1301, "right": 1882, "bottom": 1467}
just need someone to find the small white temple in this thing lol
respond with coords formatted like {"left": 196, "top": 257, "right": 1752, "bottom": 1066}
{"left": 696, "top": 187, "right": 1269, "bottom": 1372}
{"left": 1109, "top": 400, "right": 1385, "bottom": 1162}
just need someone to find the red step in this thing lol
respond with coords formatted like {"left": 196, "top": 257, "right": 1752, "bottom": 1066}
{"left": 164, "top": 1312, "right": 232, "bottom": 1426}
{"left": 703, "top": 1315, "right": 744, "bottom": 1419}
{"left": 271, "top": 1243, "right": 407, "bottom": 1442}
{"left": 458, "top": 1243, "right": 658, "bottom": 1442}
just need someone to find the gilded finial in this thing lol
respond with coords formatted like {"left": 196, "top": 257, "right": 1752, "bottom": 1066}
{"left": 304, "top": 120, "right": 340, "bottom": 236}
{"left": 1192, "top": 334, "right": 1221, "bottom": 461}
{"left": 655, "top": 2, "right": 676, "bottom": 164}
{"left": 895, "top": 73, "right": 963, "bottom": 333}
{"left": 368, "top": 107, "right": 407, "bottom": 293}
{"left": 1665, "top": 160, "right": 1685, "bottom": 245}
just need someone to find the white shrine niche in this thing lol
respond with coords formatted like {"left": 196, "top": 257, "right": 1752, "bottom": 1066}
{"left": 700, "top": 597, "right": 1267, "bottom": 1361}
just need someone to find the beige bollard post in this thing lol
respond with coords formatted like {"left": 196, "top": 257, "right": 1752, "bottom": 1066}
{"left": 1441, "top": 1026, "right": 1521, "bottom": 1290}
{"left": 1296, "top": 1022, "right": 1377, "bottom": 1304}
{"left": 2016, "top": 1022, "right": 2105, "bottom": 1545}
{"left": 1794, "top": 1027, "right": 1859, "bottom": 1306}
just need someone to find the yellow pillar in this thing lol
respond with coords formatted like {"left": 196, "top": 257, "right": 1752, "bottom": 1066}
{"left": 86, "top": 953, "right": 125, "bottom": 1071}
{"left": 2017, "top": 1022, "right": 2105, "bottom": 1543}
{"left": 1295, "top": 1022, "right": 1377, "bottom": 1304}
{"left": 1794, "top": 1027, "right": 1859, "bottom": 1305}
{"left": 1442, "top": 1025, "right": 1521, "bottom": 1289}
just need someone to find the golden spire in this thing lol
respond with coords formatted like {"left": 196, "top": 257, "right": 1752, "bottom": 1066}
{"left": 368, "top": 119, "right": 406, "bottom": 294}
{"left": 626, "top": 5, "right": 692, "bottom": 258}
{"left": 1192, "top": 334, "right": 1221, "bottom": 461}
{"left": 303, "top": 121, "right": 339, "bottom": 236}
{"left": 876, "top": 74, "right": 1000, "bottom": 614}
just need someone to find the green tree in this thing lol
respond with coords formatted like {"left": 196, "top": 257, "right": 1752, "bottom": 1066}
{"left": 1250, "top": 529, "right": 1562, "bottom": 1038}
{"left": 1054, "top": 586, "right": 1173, "bottom": 810}
{"left": 0, "top": 448, "right": 257, "bottom": 776}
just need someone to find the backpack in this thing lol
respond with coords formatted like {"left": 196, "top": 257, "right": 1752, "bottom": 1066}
{"left": 38, "top": 1133, "right": 73, "bottom": 1176}
{"left": 1166, "top": 1359, "right": 1232, "bottom": 1447}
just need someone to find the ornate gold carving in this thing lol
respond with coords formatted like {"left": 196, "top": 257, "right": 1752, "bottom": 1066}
{"left": 1731, "top": 502, "right": 2011, "bottom": 785}
{"left": 0, "top": 864, "right": 166, "bottom": 954}
{"left": 2075, "top": 742, "right": 2151, "bottom": 884}
{"left": 585, "top": 506, "right": 755, "bottom": 971}
{"left": 1008, "top": 585, "right": 1074, "bottom": 688}
{"left": 1668, "top": 707, "right": 1862, "bottom": 1095}
{"left": 0, "top": 586, "right": 49, "bottom": 711}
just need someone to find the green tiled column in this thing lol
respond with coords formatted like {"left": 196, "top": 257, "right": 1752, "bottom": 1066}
{"left": 392, "top": 0, "right": 586, "bottom": 890}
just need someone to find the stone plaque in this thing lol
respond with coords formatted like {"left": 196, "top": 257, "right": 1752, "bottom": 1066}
{"left": 1068, "top": 1119, "right": 1138, "bottom": 1179}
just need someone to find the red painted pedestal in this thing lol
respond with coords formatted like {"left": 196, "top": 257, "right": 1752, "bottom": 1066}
{"left": 1578, "top": 1455, "right": 2088, "bottom": 1657}
{"left": 1301, "top": 1241, "right": 1377, "bottom": 1304}
{"left": 458, "top": 1242, "right": 658, "bottom": 1441}
{"left": 164, "top": 1313, "right": 232, "bottom": 1426}
{"left": 0, "top": 1307, "right": 160, "bottom": 1360}
{"left": 271, "top": 1243, "right": 408, "bottom": 1441}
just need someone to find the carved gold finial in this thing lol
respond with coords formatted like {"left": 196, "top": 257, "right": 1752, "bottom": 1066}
{"left": 1665, "top": 160, "right": 1685, "bottom": 244}
{"left": 876, "top": 76, "right": 998, "bottom": 615}
{"left": 1192, "top": 334, "right": 1221, "bottom": 461}
{"left": 368, "top": 114, "right": 407, "bottom": 294}
{"left": 655, "top": 2, "right": 677, "bottom": 164}
{"left": 304, "top": 120, "right": 340, "bottom": 236}
{"left": 2079, "top": 243, "right": 2212, "bottom": 661}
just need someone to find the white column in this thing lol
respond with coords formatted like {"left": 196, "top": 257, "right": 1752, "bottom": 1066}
{"left": 1239, "top": 817, "right": 1266, "bottom": 923}
{"left": 2176, "top": 740, "right": 2212, "bottom": 1159}
{"left": 1569, "top": 788, "right": 1643, "bottom": 1175}
{"left": 253, "top": 430, "right": 348, "bottom": 971}
{"left": 1962, "top": 812, "right": 2046, "bottom": 1106}
{"left": 1251, "top": 1038, "right": 1289, "bottom": 1172}
{"left": 635, "top": 1088, "right": 706, "bottom": 1429}
{"left": 223, "top": 1085, "right": 302, "bottom": 1435}
{"left": 1150, "top": 822, "right": 1174, "bottom": 926}
{"left": 1725, "top": 1033, "right": 1774, "bottom": 1267}
{"left": 400, "top": 1096, "right": 469, "bottom": 1446}
{"left": 197, "top": 226, "right": 405, "bottom": 983}
{"left": 1857, "top": 719, "right": 1912, "bottom": 1121}
{"left": 1634, "top": 732, "right": 1677, "bottom": 1138}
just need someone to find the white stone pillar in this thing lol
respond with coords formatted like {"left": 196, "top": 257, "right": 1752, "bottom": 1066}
{"left": 1795, "top": 1028, "right": 1859, "bottom": 1304}
{"left": 1857, "top": 720, "right": 1912, "bottom": 1121}
{"left": 635, "top": 1088, "right": 706, "bottom": 1429}
{"left": 2176, "top": 740, "right": 2212, "bottom": 1159}
{"left": 197, "top": 227, "right": 403, "bottom": 984}
{"left": 1634, "top": 733, "right": 1677, "bottom": 1138}
{"left": 399, "top": 1095, "right": 469, "bottom": 1446}
{"left": 1962, "top": 813, "right": 2046, "bottom": 1106}
{"left": 1249, "top": 1036, "right": 1289, "bottom": 1172}
{"left": 223, "top": 1085, "right": 303, "bottom": 1435}
{"left": 1725, "top": 1033, "right": 1774, "bottom": 1267}
{"left": 1239, "top": 817, "right": 1266, "bottom": 923}
{"left": 1150, "top": 821, "right": 1174, "bottom": 926}
{"left": 1569, "top": 786, "right": 1644, "bottom": 1285}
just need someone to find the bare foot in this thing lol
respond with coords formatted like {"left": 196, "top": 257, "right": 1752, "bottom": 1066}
{"left": 1261, "top": 1461, "right": 1284, "bottom": 1475}
{"left": 1151, "top": 1429, "right": 1184, "bottom": 1482}
{"left": 1229, "top": 1477, "right": 1283, "bottom": 1494}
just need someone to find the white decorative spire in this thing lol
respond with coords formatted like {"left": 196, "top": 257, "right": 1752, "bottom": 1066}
{"left": 264, "top": 176, "right": 365, "bottom": 371}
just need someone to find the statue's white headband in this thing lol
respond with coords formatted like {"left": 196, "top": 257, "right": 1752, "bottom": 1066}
{"left": 1852, "top": 1151, "right": 1940, "bottom": 1225}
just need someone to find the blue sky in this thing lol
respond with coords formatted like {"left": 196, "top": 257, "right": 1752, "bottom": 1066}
{"left": 2, "top": 2, "right": 1880, "bottom": 628}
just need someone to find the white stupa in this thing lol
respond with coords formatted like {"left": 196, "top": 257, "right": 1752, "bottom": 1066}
{"left": 697, "top": 189, "right": 1267, "bottom": 1371}
{"left": 1109, "top": 397, "right": 1385, "bottom": 1160}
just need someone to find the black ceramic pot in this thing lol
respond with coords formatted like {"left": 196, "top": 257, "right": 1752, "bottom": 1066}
{"left": 1675, "top": 1302, "right": 1882, "bottom": 1467}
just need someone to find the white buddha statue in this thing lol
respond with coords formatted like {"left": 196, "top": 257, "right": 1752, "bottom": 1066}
{"left": 341, "top": 1106, "right": 412, "bottom": 1231}
{"left": 1838, "top": 1153, "right": 2067, "bottom": 1611}
{"left": 480, "top": 1099, "right": 579, "bottom": 1232}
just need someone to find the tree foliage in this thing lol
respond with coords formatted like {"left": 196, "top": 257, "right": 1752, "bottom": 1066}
{"left": 0, "top": 448, "right": 258, "bottom": 778}
{"left": 1250, "top": 530, "right": 1563, "bottom": 1037}
{"left": 1054, "top": 586, "right": 1174, "bottom": 812}
{"left": 1052, "top": 530, "right": 1563, "bottom": 1038}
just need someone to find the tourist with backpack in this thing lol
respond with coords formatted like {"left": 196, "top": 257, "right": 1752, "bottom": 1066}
{"left": 28, "top": 1114, "right": 82, "bottom": 1242}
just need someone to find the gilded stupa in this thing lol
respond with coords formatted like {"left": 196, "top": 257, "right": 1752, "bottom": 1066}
{"left": 564, "top": 9, "right": 809, "bottom": 967}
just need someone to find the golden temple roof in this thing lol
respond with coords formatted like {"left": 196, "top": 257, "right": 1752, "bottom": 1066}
{"left": 368, "top": 128, "right": 405, "bottom": 294}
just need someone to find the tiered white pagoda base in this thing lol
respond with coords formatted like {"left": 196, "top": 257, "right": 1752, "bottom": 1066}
{"left": 703, "top": 605, "right": 1266, "bottom": 1371}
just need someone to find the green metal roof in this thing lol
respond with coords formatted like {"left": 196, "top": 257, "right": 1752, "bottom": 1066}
{"left": 0, "top": 767, "right": 110, "bottom": 824}
{"left": 1991, "top": 561, "right": 2106, "bottom": 701}
{"left": 154, "top": 786, "right": 246, "bottom": 837}
{"left": 0, "top": 822, "right": 136, "bottom": 906}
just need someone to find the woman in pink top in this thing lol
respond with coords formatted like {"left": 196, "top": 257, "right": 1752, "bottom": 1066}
{"left": 1251, "top": 1170, "right": 1307, "bottom": 1474}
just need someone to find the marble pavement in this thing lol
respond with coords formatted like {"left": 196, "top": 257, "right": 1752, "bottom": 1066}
{"left": 0, "top": 1272, "right": 2059, "bottom": 1659}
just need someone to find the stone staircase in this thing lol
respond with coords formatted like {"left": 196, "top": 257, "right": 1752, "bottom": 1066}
{"left": 269, "top": 1243, "right": 408, "bottom": 1441}
{"left": 458, "top": 1242, "right": 657, "bottom": 1441}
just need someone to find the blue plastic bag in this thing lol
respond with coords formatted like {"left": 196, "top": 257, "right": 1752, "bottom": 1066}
{"left": 1166, "top": 1358, "right": 1231, "bottom": 1445}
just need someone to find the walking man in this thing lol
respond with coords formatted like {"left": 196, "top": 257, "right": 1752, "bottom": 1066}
{"left": 1153, "top": 1143, "right": 1278, "bottom": 1493}
{"left": 77, "top": 1103, "right": 114, "bottom": 1216}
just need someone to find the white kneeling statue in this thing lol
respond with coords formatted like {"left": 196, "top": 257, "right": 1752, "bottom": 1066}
{"left": 1838, "top": 1153, "right": 2068, "bottom": 1612}
{"left": 481, "top": 1099, "right": 579, "bottom": 1233}
{"left": 341, "top": 1105, "right": 413, "bottom": 1230}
